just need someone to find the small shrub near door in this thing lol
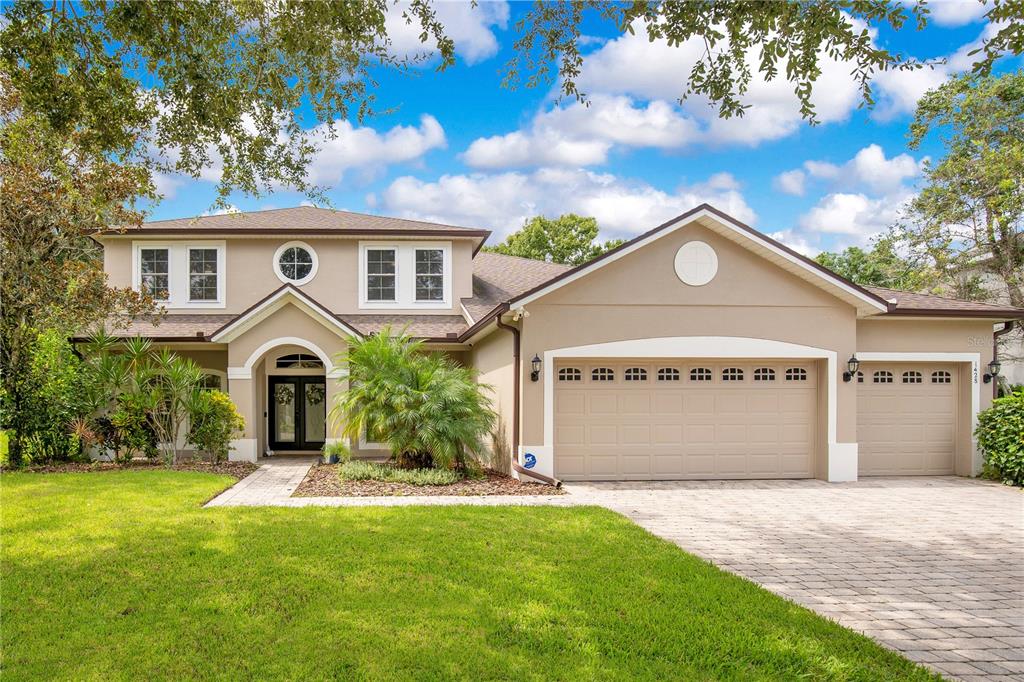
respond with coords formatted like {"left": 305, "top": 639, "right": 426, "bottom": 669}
{"left": 976, "top": 387, "right": 1024, "bottom": 487}
{"left": 187, "top": 390, "right": 245, "bottom": 464}
{"left": 338, "top": 460, "right": 463, "bottom": 486}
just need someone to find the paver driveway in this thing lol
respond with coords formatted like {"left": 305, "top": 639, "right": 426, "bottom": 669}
{"left": 566, "top": 477, "right": 1024, "bottom": 681}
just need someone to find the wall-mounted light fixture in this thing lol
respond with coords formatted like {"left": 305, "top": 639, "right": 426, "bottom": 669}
{"left": 983, "top": 358, "right": 1001, "bottom": 384}
{"left": 842, "top": 355, "right": 860, "bottom": 383}
{"left": 530, "top": 354, "right": 542, "bottom": 382}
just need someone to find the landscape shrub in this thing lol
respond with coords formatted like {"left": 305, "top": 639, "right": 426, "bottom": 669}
{"left": 331, "top": 327, "right": 495, "bottom": 471}
{"left": 321, "top": 440, "right": 351, "bottom": 463}
{"left": 976, "top": 387, "right": 1024, "bottom": 487}
{"left": 187, "top": 390, "right": 245, "bottom": 464}
{"left": 337, "top": 460, "right": 462, "bottom": 486}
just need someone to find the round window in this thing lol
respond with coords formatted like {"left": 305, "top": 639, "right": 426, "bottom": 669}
{"left": 673, "top": 240, "right": 718, "bottom": 286}
{"left": 273, "top": 241, "right": 318, "bottom": 285}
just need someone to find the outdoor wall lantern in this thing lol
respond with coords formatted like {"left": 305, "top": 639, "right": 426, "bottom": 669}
{"left": 983, "top": 358, "right": 1001, "bottom": 384}
{"left": 530, "top": 354, "right": 542, "bottom": 382}
{"left": 842, "top": 355, "right": 860, "bottom": 383}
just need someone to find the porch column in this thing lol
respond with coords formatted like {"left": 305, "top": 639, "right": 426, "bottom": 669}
{"left": 227, "top": 370, "right": 258, "bottom": 462}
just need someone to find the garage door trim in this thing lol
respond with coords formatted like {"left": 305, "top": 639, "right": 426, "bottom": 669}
{"left": 539, "top": 335, "right": 855, "bottom": 481}
{"left": 856, "top": 351, "right": 981, "bottom": 471}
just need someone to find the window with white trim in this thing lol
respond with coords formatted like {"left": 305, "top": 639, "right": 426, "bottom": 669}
{"left": 188, "top": 248, "right": 219, "bottom": 301}
{"left": 558, "top": 367, "right": 582, "bottom": 382}
{"left": 414, "top": 248, "right": 444, "bottom": 301}
{"left": 366, "top": 248, "right": 396, "bottom": 302}
{"left": 657, "top": 368, "right": 680, "bottom": 381}
{"left": 133, "top": 241, "right": 225, "bottom": 309}
{"left": 274, "top": 242, "right": 317, "bottom": 285}
{"left": 140, "top": 248, "right": 170, "bottom": 301}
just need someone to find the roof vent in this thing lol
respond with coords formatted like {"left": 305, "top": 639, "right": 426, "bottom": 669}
{"left": 446, "top": 332, "right": 458, "bottom": 339}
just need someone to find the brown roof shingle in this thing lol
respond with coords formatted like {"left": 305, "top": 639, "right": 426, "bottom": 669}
{"left": 91, "top": 314, "right": 237, "bottom": 340}
{"left": 339, "top": 314, "right": 469, "bottom": 339}
{"left": 461, "top": 252, "right": 572, "bottom": 322}
{"left": 866, "top": 286, "right": 1024, "bottom": 318}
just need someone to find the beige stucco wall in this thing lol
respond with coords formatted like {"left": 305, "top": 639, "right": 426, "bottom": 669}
{"left": 517, "top": 223, "right": 860, "bottom": 476}
{"left": 468, "top": 329, "right": 515, "bottom": 473}
{"left": 99, "top": 236, "right": 475, "bottom": 316}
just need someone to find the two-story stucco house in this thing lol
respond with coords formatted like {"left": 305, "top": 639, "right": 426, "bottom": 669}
{"left": 95, "top": 204, "right": 1024, "bottom": 484}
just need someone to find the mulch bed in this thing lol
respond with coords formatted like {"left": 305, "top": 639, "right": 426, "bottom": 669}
{"left": 7, "top": 460, "right": 259, "bottom": 481}
{"left": 293, "top": 463, "right": 564, "bottom": 497}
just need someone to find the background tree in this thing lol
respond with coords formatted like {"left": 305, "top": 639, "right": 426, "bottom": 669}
{"left": 486, "top": 214, "right": 625, "bottom": 266}
{"left": 814, "top": 234, "right": 937, "bottom": 292}
{"left": 898, "top": 71, "right": 1023, "bottom": 310}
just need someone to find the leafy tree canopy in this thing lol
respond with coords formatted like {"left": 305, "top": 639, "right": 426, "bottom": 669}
{"left": 486, "top": 214, "right": 625, "bottom": 266}
{"left": 505, "top": 0, "right": 1022, "bottom": 123}
{"left": 814, "top": 235, "right": 936, "bottom": 291}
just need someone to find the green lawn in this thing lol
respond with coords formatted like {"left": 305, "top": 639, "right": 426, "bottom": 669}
{"left": 1, "top": 471, "right": 937, "bottom": 681}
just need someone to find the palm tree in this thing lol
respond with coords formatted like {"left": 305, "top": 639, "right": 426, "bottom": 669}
{"left": 331, "top": 327, "right": 496, "bottom": 470}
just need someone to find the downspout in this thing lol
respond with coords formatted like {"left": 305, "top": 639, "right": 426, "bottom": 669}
{"left": 993, "top": 321, "right": 1014, "bottom": 398}
{"left": 495, "top": 311, "right": 562, "bottom": 487}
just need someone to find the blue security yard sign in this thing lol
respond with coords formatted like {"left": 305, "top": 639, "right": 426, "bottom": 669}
{"left": 523, "top": 452, "right": 537, "bottom": 469}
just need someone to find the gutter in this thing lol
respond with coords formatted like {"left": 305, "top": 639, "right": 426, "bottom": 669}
{"left": 495, "top": 311, "right": 562, "bottom": 488}
{"left": 993, "top": 321, "right": 1015, "bottom": 398}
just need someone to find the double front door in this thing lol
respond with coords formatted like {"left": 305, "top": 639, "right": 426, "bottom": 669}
{"left": 269, "top": 376, "right": 327, "bottom": 451}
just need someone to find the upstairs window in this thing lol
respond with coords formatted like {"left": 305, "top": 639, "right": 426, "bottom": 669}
{"left": 366, "top": 248, "right": 396, "bottom": 302}
{"left": 188, "top": 248, "right": 219, "bottom": 301}
{"left": 140, "top": 248, "right": 170, "bottom": 301}
{"left": 873, "top": 370, "right": 893, "bottom": 384}
{"left": 690, "top": 367, "right": 712, "bottom": 382}
{"left": 624, "top": 367, "right": 647, "bottom": 381}
{"left": 785, "top": 368, "right": 808, "bottom": 381}
{"left": 558, "top": 367, "right": 582, "bottom": 382}
{"left": 591, "top": 367, "right": 615, "bottom": 382}
{"left": 657, "top": 368, "right": 680, "bottom": 381}
{"left": 753, "top": 367, "right": 776, "bottom": 382}
{"left": 932, "top": 370, "right": 952, "bottom": 384}
{"left": 274, "top": 242, "right": 317, "bottom": 285}
{"left": 902, "top": 371, "right": 923, "bottom": 384}
{"left": 415, "top": 249, "right": 444, "bottom": 301}
{"left": 722, "top": 367, "right": 744, "bottom": 381}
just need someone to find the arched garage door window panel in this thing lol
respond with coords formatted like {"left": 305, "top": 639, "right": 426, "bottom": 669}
{"left": 689, "top": 367, "right": 712, "bottom": 382}
{"left": 591, "top": 367, "right": 615, "bottom": 382}
{"left": 558, "top": 367, "right": 582, "bottom": 382}
{"left": 624, "top": 367, "right": 648, "bottom": 381}
{"left": 932, "top": 370, "right": 952, "bottom": 384}
{"left": 873, "top": 370, "right": 893, "bottom": 384}
{"left": 754, "top": 367, "right": 776, "bottom": 382}
{"left": 902, "top": 371, "right": 923, "bottom": 384}
{"left": 657, "top": 368, "right": 680, "bottom": 381}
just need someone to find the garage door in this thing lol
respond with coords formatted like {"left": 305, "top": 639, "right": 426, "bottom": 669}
{"left": 554, "top": 360, "right": 817, "bottom": 481}
{"left": 857, "top": 363, "right": 958, "bottom": 476}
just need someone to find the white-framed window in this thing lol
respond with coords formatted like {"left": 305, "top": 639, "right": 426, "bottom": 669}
{"left": 359, "top": 242, "right": 451, "bottom": 309}
{"left": 132, "top": 241, "right": 226, "bottom": 309}
{"left": 273, "top": 241, "right": 318, "bottom": 286}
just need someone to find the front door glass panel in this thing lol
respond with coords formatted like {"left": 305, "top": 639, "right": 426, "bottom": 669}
{"left": 273, "top": 382, "right": 297, "bottom": 443}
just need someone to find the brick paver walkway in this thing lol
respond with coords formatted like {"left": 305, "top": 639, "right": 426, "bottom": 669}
{"left": 208, "top": 465, "right": 1022, "bottom": 680}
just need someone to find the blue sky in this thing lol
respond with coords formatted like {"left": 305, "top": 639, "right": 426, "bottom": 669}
{"left": 148, "top": 1, "right": 1019, "bottom": 256}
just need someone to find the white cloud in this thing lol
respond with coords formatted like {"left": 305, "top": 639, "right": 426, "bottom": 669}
{"left": 304, "top": 114, "right": 446, "bottom": 186}
{"left": 769, "top": 229, "right": 818, "bottom": 257}
{"left": 201, "top": 204, "right": 241, "bottom": 216}
{"left": 776, "top": 144, "right": 925, "bottom": 196}
{"left": 926, "top": 0, "right": 989, "bottom": 27}
{"left": 386, "top": 1, "right": 509, "bottom": 66}
{"left": 462, "top": 96, "right": 699, "bottom": 169}
{"left": 152, "top": 172, "right": 184, "bottom": 199}
{"left": 773, "top": 170, "right": 806, "bottom": 196}
{"left": 379, "top": 168, "right": 755, "bottom": 239}
{"left": 797, "top": 190, "right": 913, "bottom": 246}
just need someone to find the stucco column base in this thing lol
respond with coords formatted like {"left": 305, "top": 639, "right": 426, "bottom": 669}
{"left": 229, "top": 438, "right": 258, "bottom": 463}
{"left": 828, "top": 442, "right": 858, "bottom": 482}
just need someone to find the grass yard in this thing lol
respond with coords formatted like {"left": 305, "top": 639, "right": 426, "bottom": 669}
{"left": 1, "top": 471, "right": 938, "bottom": 681}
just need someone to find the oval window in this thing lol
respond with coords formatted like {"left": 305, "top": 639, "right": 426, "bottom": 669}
{"left": 274, "top": 241, "right": 318, "bottom": 285}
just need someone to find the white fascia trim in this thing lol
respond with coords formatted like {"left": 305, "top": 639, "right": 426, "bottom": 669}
{"left": 541, "top": 336, "right": 841, "bottom": 478}
{"left": 857, "top": 352, "right": 982, "bottom": 472}
{"left": 459, "top": 301, "right": 476, "bottom": 325}
{"left": 511, "top": 208, "right": 888, "bottom": 313}
{"left": 239, "top": 336, "right": 336, "bottom": 375}
{"left": 210, "top": 287, "right": 360, "bottom": 343}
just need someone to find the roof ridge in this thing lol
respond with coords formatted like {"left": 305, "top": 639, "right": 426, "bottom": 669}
{"left": 143, "top": 205, "right": 484, "bottom": 232}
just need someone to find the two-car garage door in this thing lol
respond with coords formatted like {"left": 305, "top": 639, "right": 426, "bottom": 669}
{"left": 554, "top": 360, "right": 817, "bottom": 481}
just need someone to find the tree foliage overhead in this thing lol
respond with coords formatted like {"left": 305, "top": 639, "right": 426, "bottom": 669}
{"left": 486, "top": 214, "right": 625, "bottom": 266}
{"left": 899, "top": 71, "right": 1023, "bottom": 310}
{"left": 0, "top": 0, "right": 454, "bottom": 205}
{"left": 506, "top": 0, "right": 1022, "bottom": 123}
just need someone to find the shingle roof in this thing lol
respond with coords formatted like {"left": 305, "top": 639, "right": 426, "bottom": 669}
{"left": 90, "top": 314, "right": 237, "bottom": 340}
{"left": 339, "top": 314, "right": 469, "bottom": 339}
{"left": 461, "top": 251, "right": 572, "bottom": 322}
{"left": 866, "top": 286, "right": 1024, "bottom": 318}
{"left": 117, "top": 206, "right": 489, "bottom": 241}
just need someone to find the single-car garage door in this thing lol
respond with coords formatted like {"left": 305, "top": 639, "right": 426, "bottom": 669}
{"left": 554, "top": 360, "right": 817, "bottom": 480}
{"left": 857, "top": 363, "right": 958, "bottom": 476}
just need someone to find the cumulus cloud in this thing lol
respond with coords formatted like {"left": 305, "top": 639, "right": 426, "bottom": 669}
{"left": 925, "top": 0, "right": 989, "bottom": 27}
{"left": 797, "top": 192, "right": 907, "bottom": 243}
{"left": 462, "top": 96, "right": 700, "bottom": 169}
{"left": 775, "top": 144, "right": 925, "bottom": 196}
{"left": 768, "top": 229, "right": 818, "bottom": 257}
{"left": 379, "top": 168, "right": 755, "bottom": 239}
{"left": 386, "top": 1, "right": 509, "bottom": 66}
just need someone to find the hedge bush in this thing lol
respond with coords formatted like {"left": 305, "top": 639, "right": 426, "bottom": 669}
{"left": 976, "top": 388, "right": 1024, "bottom": 487}
{"left": 338, "top": 460, "right": 462, "bottom": 486}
